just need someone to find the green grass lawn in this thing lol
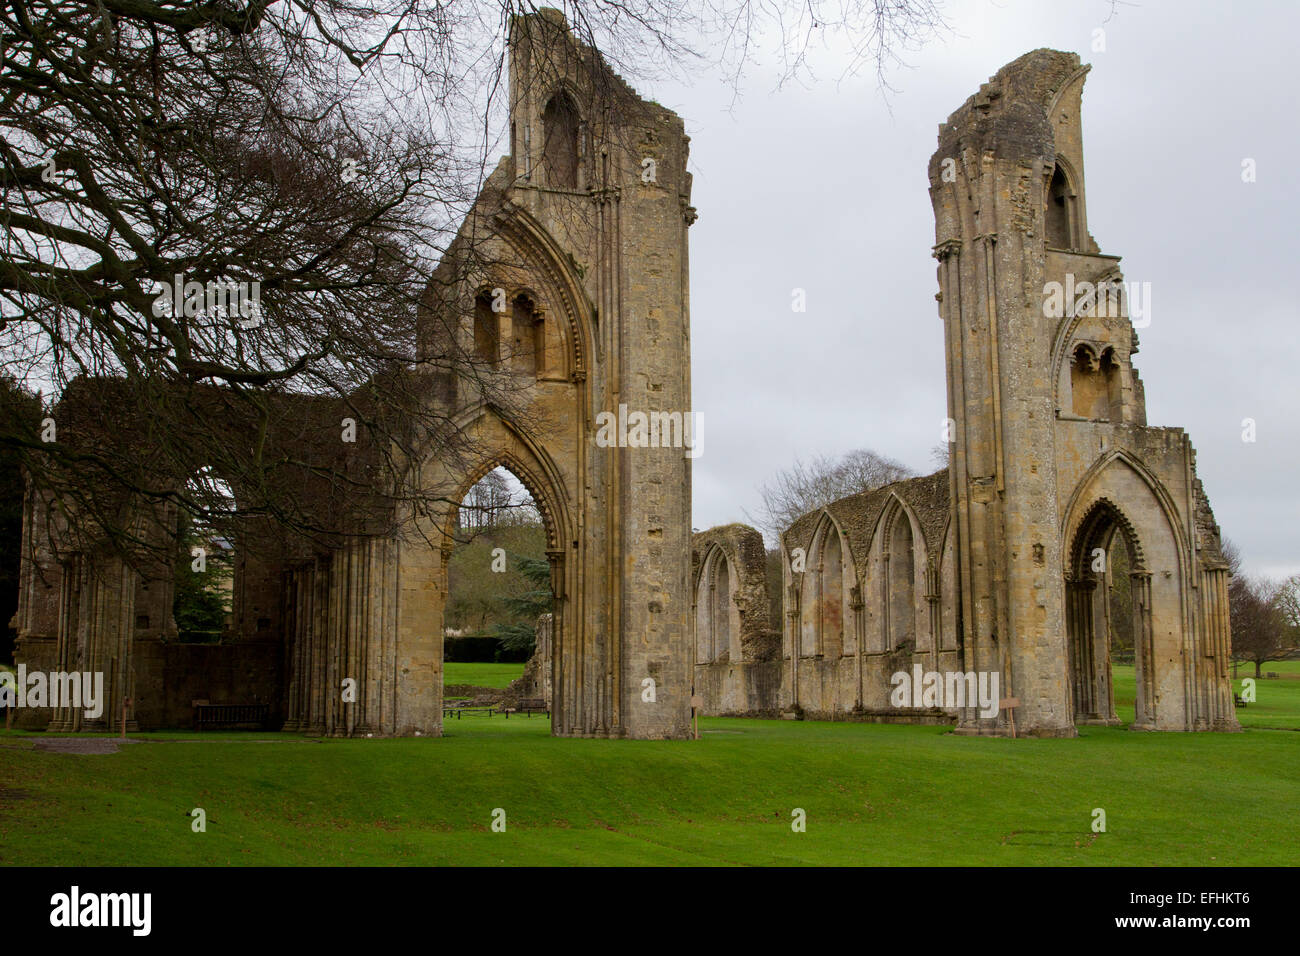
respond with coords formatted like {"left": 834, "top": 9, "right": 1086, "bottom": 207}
{"left": 2, "top": 704, "right": 1296, "bottom": 866}
{"left": 1110, "top": 663, "right": 1300, "bottom": 730}
{"left": 443, "top": 662, "right": 525, "bottom": 689}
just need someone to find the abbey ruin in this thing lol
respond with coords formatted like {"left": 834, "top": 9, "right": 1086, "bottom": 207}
{"left": 10, "top": 16, "right": 1239, "bottom": 739}
{"left": 693, "top": 50, "right": 1239, "bottom": 735}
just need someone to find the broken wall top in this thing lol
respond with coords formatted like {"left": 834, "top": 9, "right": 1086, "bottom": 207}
{"left": 930, "top": 48, "right": 1087, "bottom": 179}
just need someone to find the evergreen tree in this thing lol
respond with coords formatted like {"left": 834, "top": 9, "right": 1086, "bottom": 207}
{"left": 494, "top": 554, "right": 553, "bottom": 654}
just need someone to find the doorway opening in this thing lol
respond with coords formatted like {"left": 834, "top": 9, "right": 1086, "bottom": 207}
{"left": 442, "top": 466, "right": 554, "bottom": 723}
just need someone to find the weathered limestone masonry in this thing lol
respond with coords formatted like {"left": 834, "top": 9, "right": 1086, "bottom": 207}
{"left": 12, "top": 41, "right": 1235, "bottom": 741}
{"left": 11, "top": 503, "right": 285, "bottom": 732}
{"left": 11, "top": 384, "right": 287, "bottom": 732}
{"left": 692, "top": 473, "right": 958, "bottom": 723}
{"left": 693, "top": 50, "right": 1238, "bottom": 736}
{"left": 930, "top": 50, "right": 1236, "bottom": 735}
{"left": 780, "top": 471, "right": 957, "bottom": 722}
{"left": 282, "top": 8, "right": 700, "bottom": 739}
{"left": 396, "top": 8, "right": 696, "bottom": 739}
{"left": 12, "top": 10, "right": 696, "bottom": 740}
{"left": 690, "top": 524, "right": 781, "bottom": 715}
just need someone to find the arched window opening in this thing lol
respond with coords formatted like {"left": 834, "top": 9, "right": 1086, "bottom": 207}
{"left": 1067, "top": 505, "right": 1143, "bottom": 728}
{"left": 800, "top": 519, "right": 845, "bottom": 658}
{"left": 542, "top": 92, "right": 580, "bottom": 189}
{"left": 820, "top": 528, "right": 844, "bottom": 658}
{"left": 711, "top": 551, "right": 731, "bottom": 662}
{"left": 510, "top": 295, "right": 539, "bottom": 376}
{"left": 1101, "top": 346, "right": 1123, "bottom": 420}
{"left": 1047, "top": 164, "right": 1072, "bottom": 249}
{"left": 888, "top": 510, "right": 915, "bottom": 651}
{"left": 445, "top": 467, "right": 552, "bottom": 695}
{"left": 1106, "top": 526, "right": 1135, "bottom": 669}
{"left": 474, "top": 291, "right": 499, "bottom": 365}
{"left": 695, "top": 548, "right": 736, "bottom": 664}
{"left": 173, "top": 468, "right": 235, "bottom": 643}
{"left": 1071, "top": 343, "right": 1119, "bottom": 420}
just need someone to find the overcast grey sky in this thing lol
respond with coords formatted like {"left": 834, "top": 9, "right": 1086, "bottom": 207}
{"left": 637, "top": 0, "right": 1298, "bottom": 580}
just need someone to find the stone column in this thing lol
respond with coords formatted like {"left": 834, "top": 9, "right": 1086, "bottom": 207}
{"left": 281, "top": 567, "right": 305, "bottom": 732}
{"left": 1131, "top": 571, "right": 1156, "bottom": 730}
{"left": 546, "top": 547, "right": 565, "bottom": 722}
{"left": 304, "top": 556, "right": 329, "bottom": 735}
{"left": 1092, "top": 572, "right": 1118, "bottom": 723}
{"left": 785, "top": 581, "right": 800, "bottom": 711}
{"left": 1202, "top": 566, "right": 1239, "bottom": 731}
{"left": 1065, "top": 577, "right": 1087, "bottom": 719}
{"left": 850, "top": 583, "right": 865, "bottom": 710}
{"left": 48, "top": 554, "right": 84, "bottom": 732}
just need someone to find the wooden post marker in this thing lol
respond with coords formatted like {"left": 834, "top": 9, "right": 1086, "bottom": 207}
{"left": 999, "top": 697, "right": 1020, "bottom": 739}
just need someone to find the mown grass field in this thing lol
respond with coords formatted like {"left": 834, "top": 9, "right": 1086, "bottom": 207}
{"left": 1112, "top": 662, "right": 1300, "bottom": 730}
{"left": 443, "top": 662, "right": 525, "bottom": 689}
{"left": 0, "top": 663, "right": 1295, "bottom": 866}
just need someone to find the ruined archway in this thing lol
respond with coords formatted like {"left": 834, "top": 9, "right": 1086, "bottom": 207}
{"left": 441, "top": 465, "right": 554, "bottom": 719}
{"left": 799, "top": 513, "right": 851, "bottom": 660}
{"left": 694, "top": 544, "right": 741, "bottom": 664}
{"left": 391, "top": 403, "right": 576, "bottom": 737}
{"left": 1064, "top": 498, "right": 1143, "bottom": 727}
{"left": 1062, "top": 455, "right": 1190, "bottom": 731}
{"left": 12, "top": 13, "right": 689, "bottom": 741}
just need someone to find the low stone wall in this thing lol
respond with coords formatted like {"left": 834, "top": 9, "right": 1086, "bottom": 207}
{"left": 692, "top": 660, "right": 783, "bottom": 717}
{"left": 504, "top": 613, "right": 552, "bottom": 707}
{"left": 9, "top": 637, "right": 282, "bottom": 731}
{"left": 136, "top": 640, "right": 283, "bottom": 730}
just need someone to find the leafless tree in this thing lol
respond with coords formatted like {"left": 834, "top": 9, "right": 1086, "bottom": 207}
{"left": 0, "top": 0, "right": 948, "bottom": 570}
{"left": 457, "top": 468, "right": 540, "bottom": 535}
{"left": 1224, "top": 539, "right": 1296, "bottom": 678}
{"left": 749, "top": 447, "right": 913, "bottom": 541}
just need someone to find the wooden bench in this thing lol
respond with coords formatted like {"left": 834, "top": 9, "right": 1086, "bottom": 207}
{"left": 1233, "top": 693, "right": 1248, "bottom": 708}
{"left": 193, "top": 701, "right": 270, "bottom": 731}
{"left": 499, "top": 697, "right": 548, "bottom": 718}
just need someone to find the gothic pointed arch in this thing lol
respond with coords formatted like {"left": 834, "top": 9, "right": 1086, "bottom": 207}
{"left": 541, "top": 88, "right": 581, "bottom": 189}
{"left": 490, "top": 202, "right": 596, "bottom": 382}
{"left": 693, "top": 543, "right": 742, "bottom": 664}
{"left": 876, "top": 494, "right": 927, "bottom": 654}
{"left": 1059, "top": 451, "right": 1196, "bottom": 730}
{"left": 798, "top": 511, "right": 854, "bottom": 659}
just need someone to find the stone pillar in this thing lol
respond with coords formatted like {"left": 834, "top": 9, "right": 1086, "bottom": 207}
{"left": 850, "top": 583, "right": 865, "bottom": 710}
{"left": 1131, "top": 571, "right": 1156, "bottom": 730}
{"left": 51, "top": 554, "right": 138, "bottom": 733}
{"left": 925, "top": 557, "right": 941, "bottom": 673}
{"left": 281, "top": 567, "right": 305, "bottom": 732}
{"left": 1091, "top": 572, "right": 1117, "bottom": 723}
{"left": 930, "top": 53, "right": 1089, "bottom": 737}
{"left": 1066, "top": 576, "right": 1096, "bottom": 719}
{"left": 785, "top": 581, "right": 800, "bottom": 711}
{"left": 304, "top": 556, "right": 329, "bottom": 735}
{"left": 47, "top": 554, "right": 84, "bottom": 732}
{"left": 545, "top": 549, "right": 564, "bottom": 717}
{"left": 1202, "top": 566, "right": 1239, "bottom": 731}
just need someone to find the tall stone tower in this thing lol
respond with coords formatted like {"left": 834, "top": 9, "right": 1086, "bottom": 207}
{"left": 279, "top": 9, "right": 698, "bottom": 740}
{"left": 417, "top": 8, "right": 698, "bottom": 738}
{"left": 929, "top": 52, "right": 1092, "bottom": 736}
{"left": 930, "top": 51, "right": 1236, "bottom": 736}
